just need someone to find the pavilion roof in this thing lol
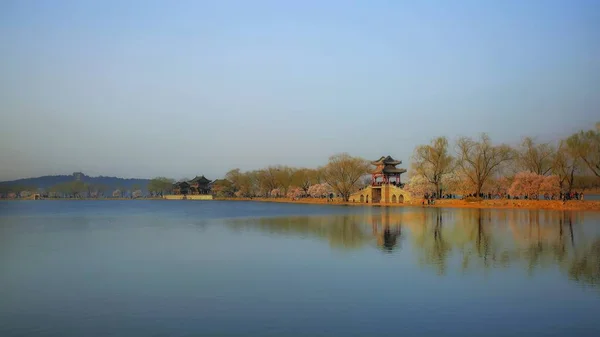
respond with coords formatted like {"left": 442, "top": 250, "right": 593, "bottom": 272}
{"left": 372, "top": 166, "right": 407, "bottom": 174}
{"left": 189, "top": 175, "right": 211, "bottom": 184}
{"left": 371, "top": 155, "right": 402, "bottom": 166}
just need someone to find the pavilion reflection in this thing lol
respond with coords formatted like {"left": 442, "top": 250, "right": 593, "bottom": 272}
{"left": 368, "top": 209, "right": 404, "bottom": 252}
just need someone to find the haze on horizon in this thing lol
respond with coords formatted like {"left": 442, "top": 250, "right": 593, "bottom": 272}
{"left": 0, "top": 0, "right": 598, "bottom": 182}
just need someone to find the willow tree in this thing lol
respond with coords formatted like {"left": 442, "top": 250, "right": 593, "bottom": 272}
{"left": 412, "top": 136, "right": 454, "bottom": 195}
{"left": 518, "top": 137, "right": 555, "bottom": 175}
{"left": 321, "top": 153, "right": 370, "bottom": 201}
{"left": 292, "top": 168, "right": 320, "bottom": 194}
{"left": 456, "top": 134, "right": 514, "bottom": 196}
{"left": 552, "top": 140, "right": 580, "bottom": 193}
{"left": 566, "top": 122, "right": 600, "bottom": 178}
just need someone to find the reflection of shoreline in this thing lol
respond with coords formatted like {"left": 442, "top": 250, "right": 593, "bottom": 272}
{"left": 225, "top": 208, "right": 600, "bottom": 287}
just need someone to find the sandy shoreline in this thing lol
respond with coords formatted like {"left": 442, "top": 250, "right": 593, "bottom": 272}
{"left": 3, "top": 196, "right": 600, "bottom": 211}
{"left": 215, "top": 197, "right": 600, "bottom": 212}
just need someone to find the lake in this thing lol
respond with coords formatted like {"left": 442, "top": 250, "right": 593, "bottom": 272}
{"left": 0, "top": 201, "right": 599, "bottom": 337}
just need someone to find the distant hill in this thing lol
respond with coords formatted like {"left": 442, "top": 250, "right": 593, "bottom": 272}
{"left": 0, "top": 172, "right": 152, "bottom": 192}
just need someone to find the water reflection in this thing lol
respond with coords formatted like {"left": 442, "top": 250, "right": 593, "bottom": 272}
{"left": 226, "top": 208, "right": 600, "bottom": 287}
{"left": 226, "top": 209, "right": 407, "bottom": 252}
{"left": 369, "top": 210, "right": 404, "bottom": 252}
{"left": 409, "top": 208, "right": 599, "bottom": 287}
{"left": 226, "top": 214, "right": 371, "bottom": 250}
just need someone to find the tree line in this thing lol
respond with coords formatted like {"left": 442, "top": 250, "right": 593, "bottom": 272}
{"left": 408, "top": 122, "right": 600, "bottom": 199}
{"left": 0, "top": 180, "right": 147, "bottom": 199}
{"left": 211, "top": 153, "right": 370, "bottom": 201}
{"left": 2, "top": 123, "right": 598, "bottom": 201}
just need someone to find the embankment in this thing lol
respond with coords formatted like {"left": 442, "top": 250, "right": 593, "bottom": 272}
{"left": 215, "top": 197, "right": 600, "bottom": 211}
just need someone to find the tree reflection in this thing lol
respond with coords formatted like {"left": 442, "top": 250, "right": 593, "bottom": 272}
{"left": 408, "top": 208, "right": 599, "bottom": 287}
{"left": 225, "top": 214, "right": 371, "bottom": 250}
{"left": 224, "top": 208, "right": 600, "bottom": 287}
{"left": 569, "top": 239, "right": 600, "bottom": 285}
{"left": 225, "top": 209, "right": 411, "bottom": 251}
{"left": 409, "top": 208, "right": 452, "bottom": 274}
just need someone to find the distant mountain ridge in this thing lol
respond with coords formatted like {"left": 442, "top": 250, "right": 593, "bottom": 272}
{"left": 0, "top": 172, "right": 152, "bottom": 192}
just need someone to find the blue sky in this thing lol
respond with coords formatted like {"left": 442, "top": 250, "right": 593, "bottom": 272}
{"left": 1, "top": 0, "right": 598, "bottom": 181}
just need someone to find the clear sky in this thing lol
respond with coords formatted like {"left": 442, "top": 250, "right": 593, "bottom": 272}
{"left": 1, "top": 0, "right": 598, "bottom": 181}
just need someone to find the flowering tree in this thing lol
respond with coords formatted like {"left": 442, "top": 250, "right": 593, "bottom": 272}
{"left": 440, "top": 171, "right": 474, "bottom": 196}
{"left": 270, "top": 188, "right": 282, "bottom": 198}
{"left": 509, "top": 171, "right": 544, "bottom": 198}
{"left": 404, "top": 175, "right": 435, "bottom": 197}
{"left": 287, "top": 187, "right": 304, "bottom": 199}
{"left": 308, "top": 183, "right": 332, "bottom": 198}
{"left": 539, "top": 175, "right": 560, "bottom": 196}
{"left": 132, "top": 190, "right": 143, "bottom": 198}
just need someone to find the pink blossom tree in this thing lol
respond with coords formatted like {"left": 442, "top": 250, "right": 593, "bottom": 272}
{"left": 286, "top": 187, "right": 304, "bottom": 199}
{"left": 307, "top": 183, "right": 332, "bottom": 198}
{"left": 508, "top": 171, "right": 544, "bottom": 199}
{"left": 539, "top": 175, "right": 560, "bottom": 196}
{"left": 270, "top": 188, "right": 282, "bottom": 198}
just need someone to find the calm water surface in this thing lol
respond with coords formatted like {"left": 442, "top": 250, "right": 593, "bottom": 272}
{"left": 1, "top": 201, "right": 599, "bottom": 337}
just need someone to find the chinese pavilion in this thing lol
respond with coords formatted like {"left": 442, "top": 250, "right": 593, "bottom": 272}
{"left": 173, "top": 175, "right": 212, "bottom": 195}
{"left": 349, "top": 155, "right": 410, "bottom": 204}
{"left": 371, "top": 155, "right": 407, "bottom": 186}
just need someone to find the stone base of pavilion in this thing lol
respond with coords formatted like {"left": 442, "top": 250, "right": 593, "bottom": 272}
{"left": 163, "top": 194, "right": 213, "bottom": 200}
{"left": 349, "top": 184, "right": 412, "bottom": 204}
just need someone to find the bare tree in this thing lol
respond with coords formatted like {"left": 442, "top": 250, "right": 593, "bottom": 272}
{"left": 412, "top": 136, "right": 454, "bottom": 195}
{"left": 566, "top": 123, "right": 600, "bottom": 178}
{"left": 321, "top": 153, "right": 371, "bottom": 201}
{"left": 456, "top": 134, "right": 514, "bottom": 196}
{"left": 256, "top": 167, "right": 280, "bottom": 196}
{"left": 552, "top": 140, "right": 580, "bottom": 193}
{"left": 517, "top": 137, "right": 556, "bottom": 175}
{"left": 273, "top": 166, "right": 294, "bottom": 195}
